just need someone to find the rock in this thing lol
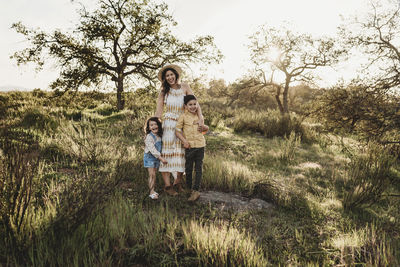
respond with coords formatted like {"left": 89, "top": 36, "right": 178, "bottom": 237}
{"left": 249, "top": 198, "right": 273, "bottom": 210}
{"left": 198, "top": 191, "right": 273, "bottom": 212}
{"left": 296, "top": 162, "right": 322, "bottom": 169}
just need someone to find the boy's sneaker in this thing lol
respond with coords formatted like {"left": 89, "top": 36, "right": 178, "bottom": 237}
{"left": 188, "top": 190, "right": 200, "bottom": 201}
{"left": 164, "top": 186, "right": 178, "bottom": 196}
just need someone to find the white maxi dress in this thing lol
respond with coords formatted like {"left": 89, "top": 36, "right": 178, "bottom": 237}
{"left": 159, "top": 87, "right": 185, "bottom": 174}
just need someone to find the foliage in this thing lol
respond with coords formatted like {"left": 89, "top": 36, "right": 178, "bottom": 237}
{"left": 182, "top": 220, "right": 268, "bottom": 266}
{"left": 19, "top": 107, "right": 59, "bottom": 133}
{"left": 310, "top": 83, "right": 400, "bottom": 145}
{"left": 279, "top": 131, "right": 301, "bottom": 163}
{"left": 248, "top": 24, "right": 344, "bottom": 113}
{"left": 202, "top": 154, "right": 259, "bottom": 194}
{"left": 0, "top": 128, "right": 40, "bottom": 254}
{"left": 207, "top": 78, "right": 277, "bottom": 110}
{"left": 0, "top": 91, "right": 399, "bottom": 266}
{"left": 12, "top": 0, "right": 221, "bottom": 110}
{"left": 339, "top": 0, "right": 400, "bottom": 89}
{"left": 231, "top": 108, "right": 305, "bottom": 138}
{"left": 343, "top": 142, "right": 396, "bottom": 209}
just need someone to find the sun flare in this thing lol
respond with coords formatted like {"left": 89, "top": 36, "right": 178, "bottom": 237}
{"left": 267, "top": 46, "right": 281, "bottom": 62}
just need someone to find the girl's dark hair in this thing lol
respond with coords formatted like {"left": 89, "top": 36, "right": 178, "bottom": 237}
{"left": 145, "top": 117, "right": 163, "bottom": 137}
{"left": 161, "top": 68, "right": 180, "bottom": 96}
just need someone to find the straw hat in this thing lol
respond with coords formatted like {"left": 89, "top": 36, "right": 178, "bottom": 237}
{"left": 157, "top": 64, "right": 183, "bottom": 81}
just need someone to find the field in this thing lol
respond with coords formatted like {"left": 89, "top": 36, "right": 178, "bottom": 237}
{"left": 1, "top": 90, "right": 399, "bottom": 266}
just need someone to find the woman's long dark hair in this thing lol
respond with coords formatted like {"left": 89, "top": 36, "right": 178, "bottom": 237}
{"left": 161, "top": 67, "right": 180, "bottom": 96}
{"left": 144, "top": 117, "right": 163, "bottom": 137}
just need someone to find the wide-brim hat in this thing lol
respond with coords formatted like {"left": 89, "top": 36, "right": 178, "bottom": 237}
{"left": 157, "top": 64, "right": 183, "bottom": 81}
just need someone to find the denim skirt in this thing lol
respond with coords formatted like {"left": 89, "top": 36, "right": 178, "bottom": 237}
{"left": 143, "top": 153, "right": 160, "bottom": 168}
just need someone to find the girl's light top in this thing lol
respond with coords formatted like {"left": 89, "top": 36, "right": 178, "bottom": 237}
{"left": 144, "top": 133, "right": 162, "bottom": 158}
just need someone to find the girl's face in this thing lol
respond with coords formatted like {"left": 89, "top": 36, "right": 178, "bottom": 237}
{"left": 149, "top": 120, "right": 159, "bottom": 134}
{"left": 165, "top": 70, "right": 177, "bottom": 85}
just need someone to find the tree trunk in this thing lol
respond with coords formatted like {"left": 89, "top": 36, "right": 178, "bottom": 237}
{"left": 282, "top": 79, "right": 290, "bottom": 114}
{"left": 274, "top": 85, "right": 284, "bottom": 114}
{"left": 116, "top": 79, "right": 125, "bottom": 111}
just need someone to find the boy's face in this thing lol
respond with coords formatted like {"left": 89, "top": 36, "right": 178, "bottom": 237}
{"left": 186, "top": 99, "right": 197, "bottom": 114}
{"left": 149, "top": 120, "right": 159, "bottom": 134}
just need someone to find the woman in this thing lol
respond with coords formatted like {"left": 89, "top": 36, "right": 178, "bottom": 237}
{"left": 155, "top": 64, "right": 204, "bottom": 196}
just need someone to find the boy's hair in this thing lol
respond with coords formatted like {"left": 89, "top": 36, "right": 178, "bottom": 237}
{"left": 184, "top": 94, "right": 197, "bottom": 105}
{"left": 144, "top": 117, "right": 163, "bottom": 137}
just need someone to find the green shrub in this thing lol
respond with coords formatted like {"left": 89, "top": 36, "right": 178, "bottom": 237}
{"left": 32, "top": 89, "right": 47, "bottom": 98}
{"left": 40, "top": 142, "right": 70, "bottom": 162}
{"left": 343, "top": 143, "right": 396, "bottom": 209}
{"left": 56, "top": 121, "right": 123, "bottom": 165}
{"left": 231, "top": 109, "right": 305, "bottom": 138}
{"left": 93, "top": 103, "right": 116, "bottom": 116}
{"left": 331, "top": 224, "right": 399, "bottom": 266}
{"left": 0, "top": 131, "right": 40, "bottom": 257}
{"left": 202, "top": 155, "right": 259, "bottom": 194}
{"left": 279, "top": 131, "right": 301, "bottom": 163}
{"left": 62, "top": 109, "right": 82, "bottom": 121}
{"left": 182, "top": 220, "right": 268, "bottom": 266}
{"left": 19, "top": 108, "right": 59, "bottom": 132}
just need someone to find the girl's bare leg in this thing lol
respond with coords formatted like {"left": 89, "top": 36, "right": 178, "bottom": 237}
{"left": 148, "top": 168, "right": 156, "bottom": 194}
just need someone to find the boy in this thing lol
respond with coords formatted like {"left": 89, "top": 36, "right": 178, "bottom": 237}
{"left": 175, "top": 95, "right": 209, "bottom": 201}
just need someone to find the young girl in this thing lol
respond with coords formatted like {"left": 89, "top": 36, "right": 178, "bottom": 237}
{"left": 144, "top": 117, "right": 168, "bottom": 199}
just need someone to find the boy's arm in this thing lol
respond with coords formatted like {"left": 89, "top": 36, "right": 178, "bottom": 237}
{"left": 175, "top": 130, "right": 190, "bottom": 148}
{"left": 175, "top": 115, "right": 190, "bottom": 148}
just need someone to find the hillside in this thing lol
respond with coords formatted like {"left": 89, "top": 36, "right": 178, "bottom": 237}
{"left": 0, "top": 91, "right": 399, "bottom": 266}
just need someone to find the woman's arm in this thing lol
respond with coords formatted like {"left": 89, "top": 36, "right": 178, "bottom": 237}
{"left": 155, "top": 90, "right": 164, "bottom": 118}
{"left": 184, "top": 83, "right": 204, "bottom": 129}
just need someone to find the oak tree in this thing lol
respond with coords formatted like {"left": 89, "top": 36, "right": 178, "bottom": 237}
{"left": 249, "top": 25, "right": 344, "bottom": 114}
{"left": 12, "top": 0, "right": 221, "bottom": 110}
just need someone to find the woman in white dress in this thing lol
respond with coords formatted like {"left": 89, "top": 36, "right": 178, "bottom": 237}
{"left": 155, "top": 64, "right": 204, "bottom": 196}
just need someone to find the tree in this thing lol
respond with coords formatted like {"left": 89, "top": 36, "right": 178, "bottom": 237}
{"left": 339, "top": 0, "right": 400, "bottom": 89}
{"left": 313, "top": 0, "right": 400, "bottom": 145}
{"left": 249, "top": 25, "right": 344, "bottom": 114}
{"left": 12, "top": 0, "right": 221, "bottom": 110}
{"left": 208, "top": 78, "right": 276, "bottom": 109}
{"left": 311, "top": 83, "right": 400, "bottom": 141}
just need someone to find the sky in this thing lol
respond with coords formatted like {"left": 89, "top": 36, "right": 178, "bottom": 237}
{"left": 0, "top": 0, "right": 371, "bottom": 90}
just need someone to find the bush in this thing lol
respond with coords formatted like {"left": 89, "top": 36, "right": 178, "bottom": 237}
{"left": 343, "top": 143, "right": 396, "bottom": 209}
{"left": 279, "top": 131, "right": 301, "bottom": 163}
{"left": 62, "top": 109, "right": 82, "bottom": 121}
{"left": 0, "top": 130, "right": 40, "bottom": 256}
{"left": 19, "top": 108, "right": 59, "bottom": 132}
{"left": 231, "top": 109, "right": 305, "bottom": 138}
{"left": 93, "top": 103, "right": 117, "bottom": 116}
{"left": 202, "top": 155, "right": 259, "bottom": 194}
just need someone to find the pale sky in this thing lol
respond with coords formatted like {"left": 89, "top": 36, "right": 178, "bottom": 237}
{"left": 0, "top": 0, "right": 369, "bottom": 90}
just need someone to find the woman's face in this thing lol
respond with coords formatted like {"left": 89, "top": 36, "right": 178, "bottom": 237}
{"left": 165, "top": 70, "right": 177, "bottom": 85}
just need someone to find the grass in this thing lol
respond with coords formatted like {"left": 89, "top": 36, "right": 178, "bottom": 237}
{"left": 0, "top": 91, "right": 399, "bottom": 266}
